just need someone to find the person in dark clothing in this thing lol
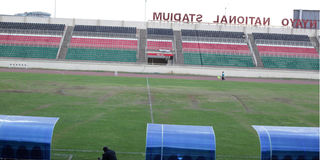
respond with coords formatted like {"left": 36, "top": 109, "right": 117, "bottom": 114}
{"left": 101, "top": 146, "right": 117, "bottom": 160}
{"left": 222, "top": 71, "right": 225, "bottom": 80}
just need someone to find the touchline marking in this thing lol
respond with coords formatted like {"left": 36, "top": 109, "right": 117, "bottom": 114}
{"left": 146, "top": 77, "right": 154, "bottom": 123}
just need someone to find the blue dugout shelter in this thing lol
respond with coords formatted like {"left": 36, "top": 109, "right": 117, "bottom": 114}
{"left": 145, "top": 123, "right": 216, "bottom": 160}
{"left": 252, "top": 125, "right": 319, "bottom": 160}
{"left": 0, "top": 115, "right": 59, "bottom": 160}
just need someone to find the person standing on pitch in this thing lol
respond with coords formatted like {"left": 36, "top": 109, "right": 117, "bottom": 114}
{"left": 222, "top": 71, "right": 225, "bottom": 80}
{"left": 101, "top": 146, "right": 117, "bottom": 160}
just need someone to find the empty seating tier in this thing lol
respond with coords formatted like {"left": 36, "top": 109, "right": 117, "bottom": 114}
{"left": 0, "top": 45, "right": 58, "bottom": 59}
{"left": 146, "top": 28, "right": 174, "bottom": 58}
{"left": 69, "top": 37, "right": 137, "bottom": 49}
{"left": 184, "top": 53, "right": 254, "bottom": 67}
{"left": 73, "top": 25, "right": 136, "bottom": 34}
{"left": 182, "top": 30, "right": 245, "bottom": 39}
{"left": 252, "top": 33, "right": 310, "bottom": 42}
{"left": 261, "top": 56, "right": 319, "bottom": 70}
{"left": 147, "top": 28, "right": 173, "bottom": 36}
{"left": 181, "top": 30, "right": 254, "bottom": 67}
{"left": 0, "top": 22, "right": 65, "bottom": 31}
{"left": 147, "top": 40, "right": 172, "bottom": 51}
{"left": 66, "top": 25, "right": 138, "bottom": 62}
{"left": 66, "top": 48, "right": 136, "bottom": 62}
{"left": 0, "top": 22, "right": 64, "bottom": 59}
{"left": 253, "top": 33, "right": 319, "bottom": 70}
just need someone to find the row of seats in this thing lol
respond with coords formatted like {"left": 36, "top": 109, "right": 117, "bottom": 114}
{"left": 68, "top": 25, "right": 138, "bottom": 62}
{"left": 257, "top": 46, "right": 318, "bottom": 54}
{"left": 0, "top": 22, "right": 65, "bottom": 31}
{"left": 261, "top": 56, "right": 319, "bottom": 70}
{"left": 147, "top": 40, "right": 173, "bottom": 51}
{"left": 66, "top": 48, "right": 136, "bottom": 62}
{"left": 183, "top": 43, "right": 250, "bottom": 53}
{"left": 255, "top": 39, "right": 313, "bottom": 47}
{"left": 182, "top": 30, "right": 245, "bottom": 39}
{"left": 74, "top": 25, "right": 136, "bottom": 34}
{"left": 253, "top": 32, "right": 319, "bottom": 70}
{"left": 0, "top": 35, "right": 61, "bottom": 46}
{"left": 147, "top": 28, "right": 173, "bottom": 36}
{"left": 253, "top": 33, "right": 310, "bottom": 42}
{"left": 0, "top": 45, "right": 58, "bottom": 59}
{"left": 69, "top": 38, "right": 137, "bottom": 49}
{"left": 183, "top": 53, "right": 254, "bottom": 67}
{"left": 181, "top": 30, "right": 252, "bottom": 67}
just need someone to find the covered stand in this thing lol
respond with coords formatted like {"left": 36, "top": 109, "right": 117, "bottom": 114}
{"left": 252, "top": 125, "right": 319, "bottom": 160}
{"left": 0, "top": 115, "right": 59, "bottom": 160}
{"left": 146, "top": 123, "right": 216, "bottom": 160}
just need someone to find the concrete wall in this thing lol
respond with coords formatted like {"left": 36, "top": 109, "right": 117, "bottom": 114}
{"left": 0, "top": 15, "right": 319, "bottom": 36}
{"left": 0, "top": 59, "right": 318, "bottom": 79}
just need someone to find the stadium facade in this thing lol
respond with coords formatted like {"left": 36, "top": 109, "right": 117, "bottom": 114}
{"left": 294, "top": 9, "right": 320, "bottom": 29}
{"left": 0, "top": 15, "right": 319, "bottom": 78}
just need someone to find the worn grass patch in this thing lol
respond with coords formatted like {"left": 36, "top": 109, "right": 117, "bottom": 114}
{"left": 0, "top": 72, "right": 318, "bottom": 160}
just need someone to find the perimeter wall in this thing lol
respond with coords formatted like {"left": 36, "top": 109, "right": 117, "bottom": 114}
{"left": 0, "top": 59, "right": 318, "bottom": 79}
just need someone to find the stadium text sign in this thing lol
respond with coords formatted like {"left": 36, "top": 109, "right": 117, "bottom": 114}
{"left": 153, "top": 12, "right": 203, "bottom": 23}
{"left": 152, "top": 12, "right": 318, "bottom": 28}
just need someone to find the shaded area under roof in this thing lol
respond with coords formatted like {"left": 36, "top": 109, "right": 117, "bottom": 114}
{"left": 0, "top": 115, "right": 59, "bottom": 160}
{"left": 252, "top": 125, "right": 319, "bottom": 160}
{"left": 146, "top": 123, "right": 215, "bottom": 160}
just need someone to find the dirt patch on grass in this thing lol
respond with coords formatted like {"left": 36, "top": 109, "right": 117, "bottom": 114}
{"left": 157, "top": 108, "right": 172, "bottom": 119}
{"left": 38, "top": 104, "right": 52, "bottom": 109}
{"left": 0, "top": 89, "right": 36, "bottom": 93}
{"left": 55, "top": 112, "right": 105, "bottom": 138}
{"left": 188, "top": 95, "right": 199, "bottom": 109}
{"left": 273, "top": 97, "right": 316, "bottom": 114}
{"left": 273, "top": 97, "right": 291, "bottom": 104}
{"left": 22, "top": 104, "right": 53, "bottom": 115}
{"left": 56, "top": 89, "right": 66, "bottom": 95}
{"left": 232, "top": 95, "right": 250, "bottom": 112}
{"left": 98, "top": 91, "right": 120, "bottom": 105}
{"left": 71, "top": 86, "right": 86, "bottom": 90}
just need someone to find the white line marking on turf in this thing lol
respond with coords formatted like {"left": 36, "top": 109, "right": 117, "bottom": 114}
{"left": 68, "top": 154, "right": 73, "bottom": 160}
{"left": 146, "top": 77, "right": 154, "bottom": 123}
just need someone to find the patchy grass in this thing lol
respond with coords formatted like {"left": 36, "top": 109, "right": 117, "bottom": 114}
{"left": 0, "top": 72, "right": 318, "bottom": 160}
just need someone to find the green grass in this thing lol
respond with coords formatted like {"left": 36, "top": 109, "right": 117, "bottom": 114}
{"left": 0, "top": 72, "right": 318, "bottom": 160}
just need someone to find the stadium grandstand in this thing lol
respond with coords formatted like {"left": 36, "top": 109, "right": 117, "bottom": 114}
{"left": 0, "top": 15, "right": 318, "bottom": 72}
{"left": 0, "top": 13, "right": 319, "bottom": 160}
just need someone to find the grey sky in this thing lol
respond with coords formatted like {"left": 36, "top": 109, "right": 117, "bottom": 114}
{"left": 1, "top": 0, "right": 319, "bottom": 26}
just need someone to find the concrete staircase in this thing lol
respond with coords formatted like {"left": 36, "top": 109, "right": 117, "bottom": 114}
{"left": 173, "top": 30, "right": 183, "bottom": 64}
{"left": 309, "top": 37, "right": 320, "bottom": 54}
{"left": 137, "top": 29, "right": 147, "bottom": 63}
{"left": 247, "top": 34, "right": 264, "bottom": 67}
{"left": 57, "top": 26, "right": 74, "bottom": 60}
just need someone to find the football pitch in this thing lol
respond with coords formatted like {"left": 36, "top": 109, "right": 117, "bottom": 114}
{"left": 0, "top": 71, "right": 318, "bottom": 160}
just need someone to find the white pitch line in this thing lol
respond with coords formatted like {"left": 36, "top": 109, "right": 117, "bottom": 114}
{"left": 68, "top": 154, "right": 73, "bottom": 160}
{"left": 146, "top": 77, "right": 154, "bottom": 123}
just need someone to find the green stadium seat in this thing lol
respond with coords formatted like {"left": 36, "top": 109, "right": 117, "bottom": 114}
{"left": 261, "top": 56, "right": 319, "bottom": 70}
{"left": 0, "top": 45, "right": 58, "bottom": 59}
{"left": 184, "top": 53, "right": 254, "bottom": 67}
{"left": 66, "top": 48, "right": 137, "bottom": 62}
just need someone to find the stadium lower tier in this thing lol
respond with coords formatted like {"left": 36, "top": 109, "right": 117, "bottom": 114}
{"left": 183, "top": 53, "right": 255, "bottom": 67}
{"left": 0, "top": 45, "right": 58, "bottom": 59}
{"left": 261, "top": 56, "right": 319, "bottom": 70}
{"left": 66, "top": 48, "right": 137, "bottom": 62}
